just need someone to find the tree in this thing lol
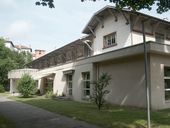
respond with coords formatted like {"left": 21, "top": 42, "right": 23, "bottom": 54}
{"left": 35, "top": 0, "right": 170, "bottom": 14}
{"left": 92, "top": 73, "right": 111, "bottom": 110}
{"left": 0, "top": 39, "right": 17, "bottom": 89}
{"left": 17, "top": 74, "right": 37, "bottom": 97}
{"left": 0, "top": 38, "right": 33, "bottom": 89}
{"left": 82, "top": 0, "right": 170, "bottom": 14}
{"left": 0, "top": 84, "right": 5, "bottom": 93}
{"left": 35, "top": 0, "right": 55, "bottom": 8}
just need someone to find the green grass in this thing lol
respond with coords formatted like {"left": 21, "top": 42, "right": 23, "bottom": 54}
{"left": 9, "top": 96, "right": 170, "bottom": 128}
{"left": 0, "top": 92, "right": 10, "bottom": 97}
{"left": 0, "top": 115, "right": 15, "bottom": 128}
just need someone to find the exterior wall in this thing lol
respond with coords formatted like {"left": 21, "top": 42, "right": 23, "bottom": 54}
{"left": 8, "top": 69, "right": 38, "bottom": 79}
{"left": 8, "top": 69, "right": 38, "bottom": 93}
{"left": 132, "top": 19, "right": 170, "bottom": 45}
{"left": 132, "top": 32, "right": 155, "bottom": 45}
{"left": 150, "top": 54, "right": 170, "bottom": 109}
{"left": 37, "top": 62, "right": 93, "bottom": 102}
{"left": 98, "top": 56, "right": 146, "bottom": 108}
{"left": 33, "top": 50, "right": 46, "bottom": 60}
{"left": 10, "top": 79, "right": 19, "bottom": 93}
{"left": 93, "top": 13, "right": 131, "bottom": 55}
{"left": 5, "top": 42, "right": 15, "bottom": 51}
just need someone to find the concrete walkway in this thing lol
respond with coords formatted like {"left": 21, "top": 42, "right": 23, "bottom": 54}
{"left": 0, "top": 96, "right": 101, "bottom": 128}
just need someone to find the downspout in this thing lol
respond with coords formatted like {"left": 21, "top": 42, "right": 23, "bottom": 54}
{"left": 130, "top": 14, "right": 133, "bottom": 45}
{"left": 142, "top": 20, "right": 151, "bottom": 128}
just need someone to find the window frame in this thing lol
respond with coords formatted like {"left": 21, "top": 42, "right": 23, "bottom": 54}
{"left": 82, "top": 72, "right": 90, "bottom": 99}
{"left": 103, "top": 32, "right": 117, "bottom": 49}
{"left": 164, "top": 67, "right": 170, "bottom": 101}
{"left": 155, "top": 33, "right": 165, "bottom": 44}
{"left": 66, "top": 74, "right": 73, "bottom": 96}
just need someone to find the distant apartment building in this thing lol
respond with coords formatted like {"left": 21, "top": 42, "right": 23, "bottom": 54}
{"left": 5, "top": 41, "right": 17, "bottom": 51}
{"left": 14, "top": 44, "right": 32, "bottom": 53}
{"left": 32, "top": 49, "right": 46, "bottom": 60}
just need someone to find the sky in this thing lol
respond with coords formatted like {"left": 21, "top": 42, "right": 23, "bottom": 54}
{"left": 0, "top": 0, "right": 170, "bottom": 53}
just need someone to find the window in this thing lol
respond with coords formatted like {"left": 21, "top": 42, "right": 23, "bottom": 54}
{"left": 155, "top": 33, "right": 164, "bottom": 43}
{"left": 82, "top": 72, "right": 90, "bottom": 99}
{"left": 164, "top": 67, "right": 170, "bottom": 100}
{"left": 66, "top": 74, "right": 73, "bottom": 96}
{"left": 103, "top": 32, "right": 116, "bottom": 48}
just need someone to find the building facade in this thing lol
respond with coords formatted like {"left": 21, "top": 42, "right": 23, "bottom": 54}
{"left": 8, "top": 6, "right": 170, "bottom": 110}
{"left": 32, "top": 49, "right": 46, "bottom": 60}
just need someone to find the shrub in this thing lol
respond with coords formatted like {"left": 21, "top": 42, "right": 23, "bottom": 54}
{"left": 0, "top": 84, "right": 5, "bottom": 93}
{"left": 92, "top": 73, "right": 111, "bottom": 110}
{"left": 17, "top": 74, "right": 37, "bottom": 98}
{"left": 45, "top": 90, "right": 55, "bottom": 98}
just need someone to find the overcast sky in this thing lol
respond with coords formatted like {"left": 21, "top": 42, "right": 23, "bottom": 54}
{"left": 0, "top": 0, "right": 169, "bottom": 53}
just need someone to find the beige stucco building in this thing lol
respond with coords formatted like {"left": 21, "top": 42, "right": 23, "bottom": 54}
{"left": 8, "top": 6, "right": 170, "bottom": 110}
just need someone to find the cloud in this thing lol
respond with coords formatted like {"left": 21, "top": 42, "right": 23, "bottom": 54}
{"left": 6, "top": 20, "right": 33, "bottom": 40}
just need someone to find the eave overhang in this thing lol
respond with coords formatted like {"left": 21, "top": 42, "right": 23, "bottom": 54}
{"left": 82, "top": 5, "right": 170, "bottom": 34}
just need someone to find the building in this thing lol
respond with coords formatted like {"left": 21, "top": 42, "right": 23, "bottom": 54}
{"left": 5, "top": 40, "right": 17, "bottom": 51}
{"left": 15, "top": 44, "right": 32, "bottom": 53}
{"left": 32, "top": 49, "right": 46, "bottom": 60}
{"left": 8, "top": 6, "right": 170, "bottom": 110}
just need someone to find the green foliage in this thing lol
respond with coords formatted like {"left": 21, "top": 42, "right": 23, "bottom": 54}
{"left": 45, "top": 90, "right": 55, "bottom": 98}
{"left": 92, "top": 73, "right": 111, "bottom": 110}
{"left": 45, "top": 80, "right": 56, "bottom": 98}
{"left": 0, "top": 38, "right": 33, "bottom": 88}
{"left": 81, "top": 0, "right": 170, "bottom": 14}
{"left": 0, "top": 39, "right": 17, "bottom": 88}
{"left": 0, "top": 84, "right": 5, "bottom": 93}
{"left": 17, "top": 74, "right": 37, "bottom": 98}
{"left": 35, "top": 0, "right": 55, "bottom": 8}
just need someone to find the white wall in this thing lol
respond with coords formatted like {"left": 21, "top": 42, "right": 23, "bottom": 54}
{"left": 93, "top": 13, "right": 131, "bottom": 55}
{"left": 132, "top": 32, "right": 155, "bottom": 45}
{"left": 132, "top": 19, "right": 170, "bottom": 45}
{"left": 150, "top": 54, "right": 170, "bottom": 110}
{"left": 39, "top": 62, "right": 93, "bottom": 102}
{"left": 98, "top": 56, "right": 146, "bottom": 108}
{"left": 10, "top": 79, "right": 19, "bottom": 93}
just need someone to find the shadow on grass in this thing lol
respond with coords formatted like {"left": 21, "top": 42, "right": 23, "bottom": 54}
{"left": 10, "top": 97, "right": 170, "bottom": 128}
{"left": 0, "top": 115, "right": 15, "bottom": 128}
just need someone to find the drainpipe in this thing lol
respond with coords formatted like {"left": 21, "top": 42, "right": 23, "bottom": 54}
{"left": 142, "top": 20, "right": 151, "bottom": 128}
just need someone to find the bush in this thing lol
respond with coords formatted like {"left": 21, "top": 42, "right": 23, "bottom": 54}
{"left": 0, "top": 84, "right": 5, "bottom": 93}
{"left": 45, "top": 90, "right": 55, "bottom": 99}
{"left": 92, "top": 73, "right": 111, "bottom": 110}
{"left": 17, "top": 74, "right": 37, "bottom": 98}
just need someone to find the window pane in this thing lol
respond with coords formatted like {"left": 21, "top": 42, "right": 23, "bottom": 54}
{"left": 155, "top": 33, "right": 164, "bottom": 43}
{"left": 82, "top": 72, "right": 90, "bottom": 97}
{"left": 68, "top": 75, "right": 72, "bottom": 80}
{"left": 87, "top": 73, "right": 90, "bottom": 80}
{"left": 69, "top": 89, "right": 72, "bottom": 95}
{"left": 165, "top": 91, "right": 170, "bottom": 100}
{"left": 85, "top": 81, "right": 90, "bottom": 88}
{"left": 84, "top": 90, "right": 90, "bottom": 96}
{"left": 104, "top": 33, "right": 116, "bottom": 47}
{"left": 164, "top": 67, "right": 170, "bottom": 77}
{"left": 69, "top": 83, "right": 72, "bottom": 88}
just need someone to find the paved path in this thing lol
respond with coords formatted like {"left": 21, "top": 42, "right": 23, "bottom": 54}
{"left": 0, "top": 96, "right": 101, "bottom": 128}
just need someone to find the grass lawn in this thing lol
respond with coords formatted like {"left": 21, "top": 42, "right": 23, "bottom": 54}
{"left": 8, "top": 96, "right": 170, "bottom": 128}
{"left": 0, "top": 92, "right": 10, "bottom": 97}
{"left": 0, "top": 115, "right": 15, "bottom": 128}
